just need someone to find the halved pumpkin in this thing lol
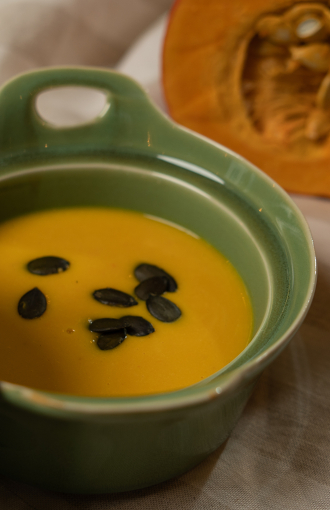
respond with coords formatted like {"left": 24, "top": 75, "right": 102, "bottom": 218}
{"left": 163, "top": 0, "right": 330, "bottom": 196}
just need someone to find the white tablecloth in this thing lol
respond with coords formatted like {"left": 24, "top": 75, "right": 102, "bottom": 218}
{"left": 0, "top": 2, "right": 329, "bottom": 508}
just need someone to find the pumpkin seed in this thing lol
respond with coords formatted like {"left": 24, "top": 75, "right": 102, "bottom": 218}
{"left": 27, "top": 256, "right": 70, "bottom": 275}
{"left": 289, "top": 6, "right": 330, "bottom": 42}
{"left": 134, "top": 276, "right": 168, "bottom": 301}
{"left": 289, "top": 43, "right": 330, "bottom": 72}
{"left": 146, "top": 295, "right": 181, "bottom": 323}
{"left": 18, "top": 287, "right": 47, "bottom": 319}
{"left": 96, "top": 330, "right": 127, "bottom": 350}
{"left": 134, "top": 263, "right": 177, "bottom": 292}
{"left": 93, "top": 288, "right": 137, "bottom": 307}
{"left": 122, "top": 315, "right": 155, "bottom": 336}
{"left": 296, "top": 17, "right": 323, "bottom": 39}
{"left": 89, "top": 318, "right": 124, "bottom": 333}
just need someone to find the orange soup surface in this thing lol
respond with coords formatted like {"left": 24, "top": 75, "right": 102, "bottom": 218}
{"left": 0, "top": 208, "right": 253, "bottom": 396}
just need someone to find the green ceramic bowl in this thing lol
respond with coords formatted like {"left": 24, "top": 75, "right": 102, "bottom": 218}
{"left": 0, "top": 67, "right": 316, "bottom": 493}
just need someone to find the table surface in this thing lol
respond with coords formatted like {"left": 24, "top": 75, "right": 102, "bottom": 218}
{"left": 0, "top": 8, "right": 330, "bottom": 509}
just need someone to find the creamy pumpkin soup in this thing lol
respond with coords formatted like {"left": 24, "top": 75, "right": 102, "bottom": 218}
{"left": 0, "top": 208, "right": 253, "bottom": 396}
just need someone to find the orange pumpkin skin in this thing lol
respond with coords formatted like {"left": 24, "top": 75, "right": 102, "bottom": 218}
{"left": 163, "top": 0, "right": 330, "bottom": 197}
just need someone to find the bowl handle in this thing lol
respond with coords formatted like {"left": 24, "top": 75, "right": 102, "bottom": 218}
{"left": 0, "top": 66, "right": 169, "bottom": 163}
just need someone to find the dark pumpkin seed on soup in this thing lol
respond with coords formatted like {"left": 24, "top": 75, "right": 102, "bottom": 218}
{"left": 121, "top": 315, "right": 155, "bottom": 336}
{"left": 93, "top": 288, "right": 137, "bottom": 307}
{"left": 89, "top": 316, "right": 155, "bottom": 350}
{"left": 88, "top": 317, "right": 124, "bottom": 333}
{"left": 27, "top": 256, "right": 70, "bottom": 275}
{"left": 134, "top": 275, "right": 168, "bottom": 301}
{"left": 18, "top": 287, "right": 47, "bottom": 319}
{"left": 146, "top": 295, "right": 182, "bottom": 323}
{"left": 89, "top": 316, "right": 155, "bottom": 336}
{"left": 134, "top": 263, "right": 178, "bottom": 292}
{"left": 97, "top": 330, "right": 127, "bottom": 350}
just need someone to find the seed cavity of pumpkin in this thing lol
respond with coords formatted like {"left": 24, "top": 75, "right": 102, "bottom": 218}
{"left": 27, "top": 256, "right": 70, "bottom": 275}
{"left": 242, "top": 4, "right": 330, "bottom": 146}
